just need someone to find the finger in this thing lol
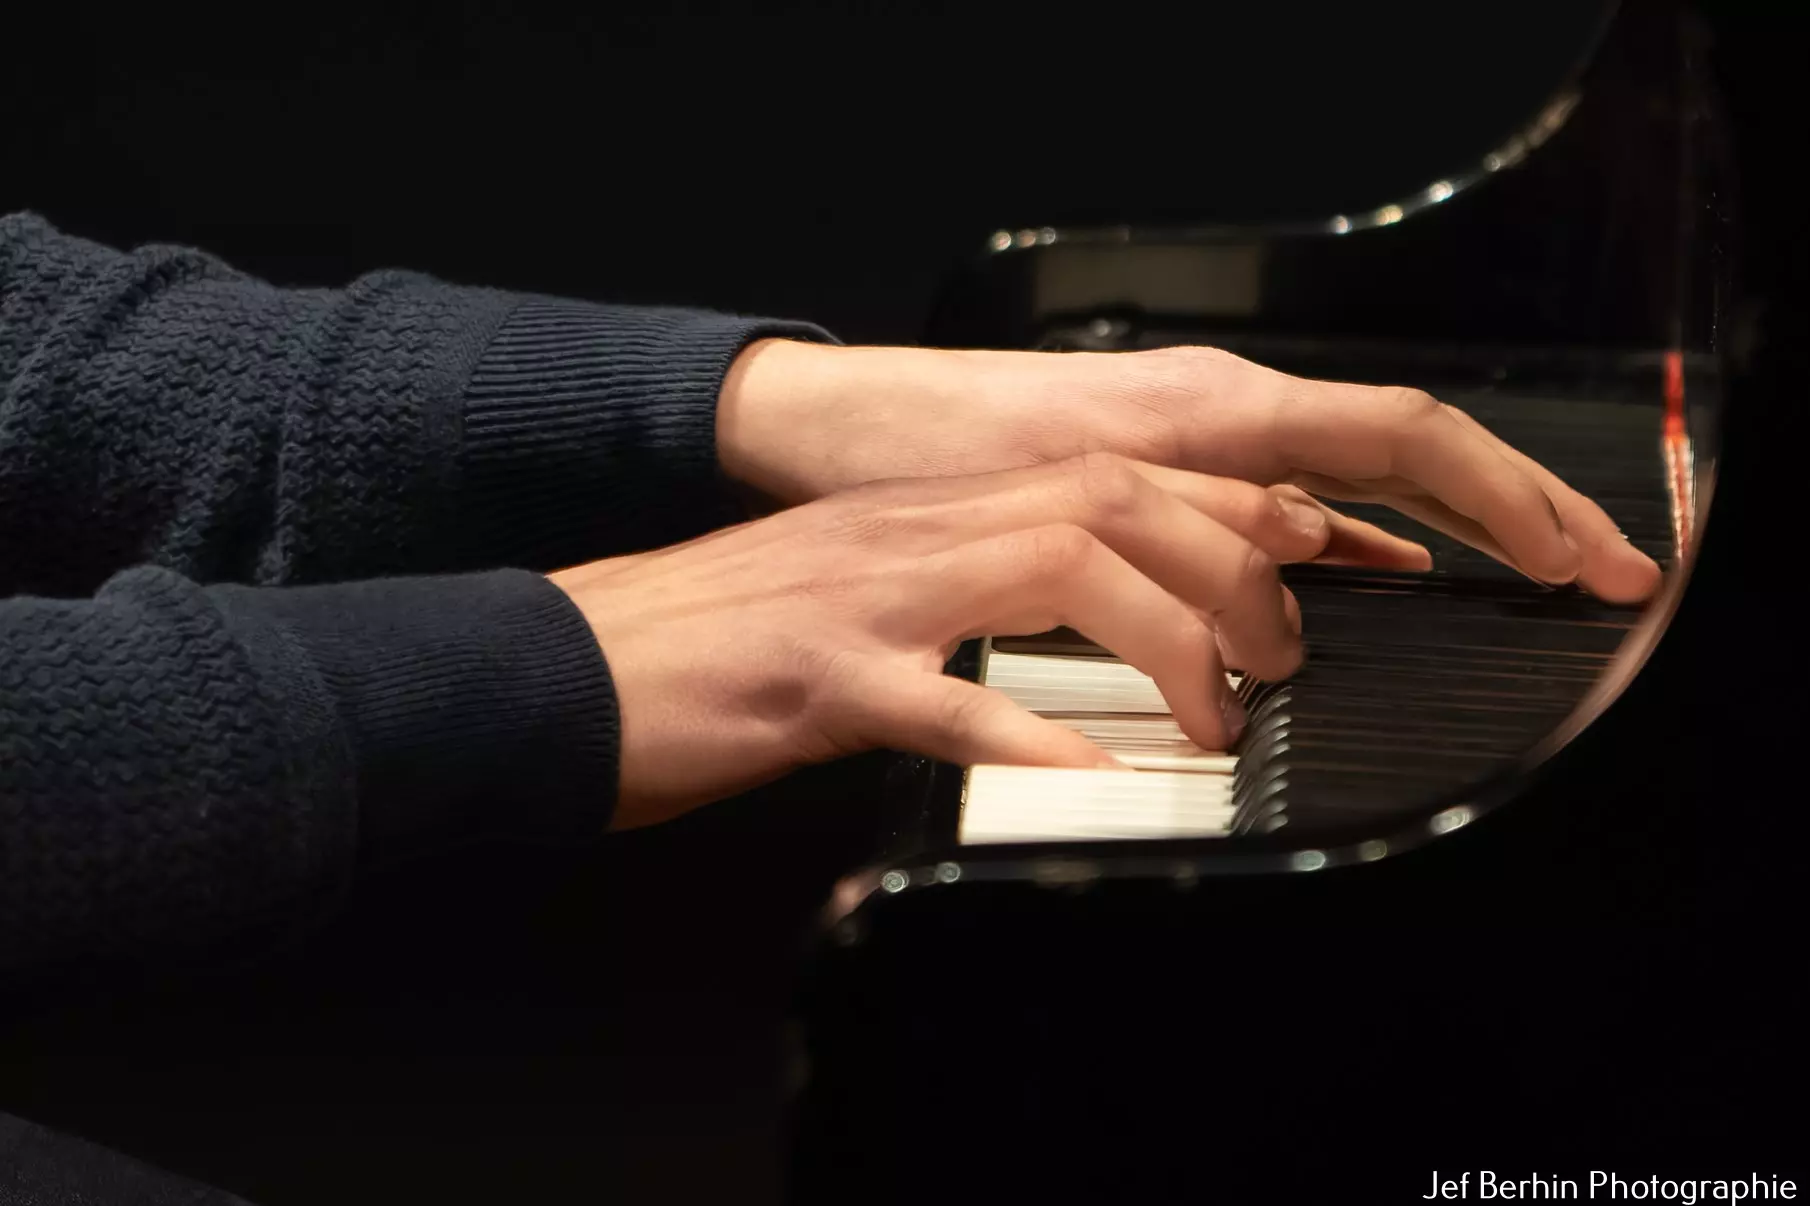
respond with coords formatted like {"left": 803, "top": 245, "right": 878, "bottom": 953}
{"left": 1176, "top": 591, "right": 1299, "bottom": 677}
{"left": 1117, "top": 462, "right": 1333, "bottom": 562}
{"left": 1266, "top": 382, "right": 1583, "bottom": 585}
{"left": 848, "top": 458, "right": 1334, "bottom": 566}
{"left": 1129, "top": 465, "right": 1432, "bottom": 570}
{"left": 1125, "top": 462, "right": 1424, "bottom": 568}
{"left": 844, "top": 454, "right": 1420, "bottom": 573}
{"left": 1289, "top": 470, "right": 1514, "bottom": 554}
{"left": 916, "top": 524, "right": 1245, "bottom": 748}
{"left": 841, "top": 663, "right": 1124, "bottom": 769}
{"left": 1438, "top": 406, "right": 1662, "bottom": 603}
{"left": 1387, "top": 398, "right": 1585, "bottom": 584}
{"left": 856, "top": 456, "right": 1302, "bottom": 680}
{"left": 1047, "top": 461, "right": 1301, "bottom": 680}
{"left": 1290, "top": 471, "right": 1649, "bottom": 594}
{"left": 1265, "top": 484, "right": 1433, "bottom": 571}
{"left": 1288, "top": 471, "right": 1571, "bottom": 586}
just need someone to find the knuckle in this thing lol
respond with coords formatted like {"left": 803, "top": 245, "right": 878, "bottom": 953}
{"left": 1231, "top": 541, "right": 1279, "bottom": 595}
{"left": 1387, "top": 386, "right": 1442, "bottom": 424}
{"left": 1167, "top": 612, "right": 1218, "bottom": 661}
{"left": 783, "top": 633, "right": 841, "bottom": 689}
{"left": 1069, "top": 450, "right": 1143, "bottom": 517}
{"left": 758, "top": 632, "right": 842, "bottom": 713}
{"left": 804, "top": 643, "right": 871, "bottom": 714}
{"left": 937, "top": 684, "right": 997, "bottom": 737}
{"left": 1146, "top": 344, "right": 1237, "bottom": 372}
{"left": 1515, "top": 472, "right": 1554, "bottom": 510}
{"left": 789, "top": 645, "right": 873, "bottom": 761}
{"left": 1242, "top": 483, "right": 1292, "bottom": 532}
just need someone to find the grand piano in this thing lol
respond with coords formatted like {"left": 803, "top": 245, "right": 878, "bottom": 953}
{"left": 786, "top": 1, "right": 1758, "bottom": 1199}
{"left": 0, "top": 4, "right": 1786, "bottom": 1203}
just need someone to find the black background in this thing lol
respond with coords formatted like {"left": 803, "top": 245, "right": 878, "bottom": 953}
{"left": 2, "top": 3, "right": 1804, "bottom": 1203}
{"left": 10, "top": 3, "right": 1607, "bottom": 344}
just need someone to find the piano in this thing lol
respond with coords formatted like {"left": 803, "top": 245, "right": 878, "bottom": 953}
{"left": 876, "top": 353, "right": 1705, "bottom": 856}
{"left": 787, "top": 1, "right": 1747, "bottom": 1199}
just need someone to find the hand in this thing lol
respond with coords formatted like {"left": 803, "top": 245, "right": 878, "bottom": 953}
{"left": 717, "top": 340, "right": 1662, "bottom": 602}
{"left": 548, "top": 455, "right": 1427, "bottom": 828}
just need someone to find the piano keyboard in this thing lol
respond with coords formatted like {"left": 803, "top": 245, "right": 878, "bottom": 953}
{"left": 961, "top": 765, "right": 1236, "bottom": 844}
{"left": 954, "top": 385, "right": 1672, "bottom": 847}
{"left": 959, "top": 650, "right": 1244, "bottom": 843}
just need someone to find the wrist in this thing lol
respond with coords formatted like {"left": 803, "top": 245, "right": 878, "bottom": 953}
{"left": 716, "top": 339, "right": 985, "bottom": 504}
{"left": 716, "top": 338, "right": 844, "bottom": 505}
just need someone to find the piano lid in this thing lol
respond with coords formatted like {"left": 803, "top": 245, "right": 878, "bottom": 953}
{"left": 935, "top": 2, "right": 1614, "bottom": 233}
{"left": 928, "top": 0, "right": 1725, "bottom": 356}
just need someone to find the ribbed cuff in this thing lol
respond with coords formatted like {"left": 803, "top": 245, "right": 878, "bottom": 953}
{"left": 211, "top": 569, "right": 619, "bottom": 863}
{"left": 458, "top": 299, "right": 837, "bottom": 569}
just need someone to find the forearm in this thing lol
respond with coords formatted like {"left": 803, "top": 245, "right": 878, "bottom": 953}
{"left": 0, "top": 213, "right": 835, "bottom": 592}
{"left": 0, "top": 566, "right": 617, "bottom": 981}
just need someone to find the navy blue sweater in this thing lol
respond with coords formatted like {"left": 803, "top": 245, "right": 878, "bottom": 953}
{"left": 0, "top": 213, "right": 832, "bottom": 979}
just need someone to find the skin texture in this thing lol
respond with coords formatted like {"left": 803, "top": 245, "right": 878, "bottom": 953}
{"left": 555, "top": 341, "right": 1662, "bottom": 829}
{"left": 717, "top": 341, "right": 1658, "bottom": 601}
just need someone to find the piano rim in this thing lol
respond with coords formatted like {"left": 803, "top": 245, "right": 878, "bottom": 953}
{"left": 965, "top": 1, "right": 1612, "bottom": 255}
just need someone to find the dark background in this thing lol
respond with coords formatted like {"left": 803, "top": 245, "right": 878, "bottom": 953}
{"left": 2, "top": 3, "right": 1803, "bottom": 1203}
{"left": 10, "top": 4, "right": 1608, "bottom": 345}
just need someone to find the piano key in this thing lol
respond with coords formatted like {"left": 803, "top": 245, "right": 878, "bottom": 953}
{"left": 1046, "top": 717, "right": 1235, "bottom": 766}
{"left": 959, "top": 766, "right": 1237, "bottom": 844}
{"left": 1050, "top": 716, "right": 1192, "bottom": 743}
{"left": 983, "top": 651, "right": 1241, "bottom": 715}
{"left": 1111, "top": 752, "right": 1239, "bottom": 773}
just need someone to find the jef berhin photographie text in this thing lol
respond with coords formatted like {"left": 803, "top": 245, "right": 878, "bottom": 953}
{"left": 1424, "top": 1173, "right": 1797, "bottom": 1203}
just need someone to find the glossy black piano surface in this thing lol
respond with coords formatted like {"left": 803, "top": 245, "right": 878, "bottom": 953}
{"left": 0, "top": 4, "right": 1792, "bottom": 1205}
{"left": 785, "top": 2, "right": 1789, "bottom": 1201}
{"left": 1241, "top": 376, "right": 1679, "bottom": 836}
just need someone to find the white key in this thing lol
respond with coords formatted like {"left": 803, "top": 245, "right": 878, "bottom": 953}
{"left": 984, "top": 651, "right": 1241, "bottom": 715}
{"left": 960, "top": 766, "right": 1237, "bottom": 844}
{"left": 1111, "top": 751, "right": 1239, "bottom": 773}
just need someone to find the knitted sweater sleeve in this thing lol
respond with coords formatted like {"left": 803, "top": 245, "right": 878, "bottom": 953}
{"left": 1, "top": 566, "right": 617, "bottom": 980}
{"left": 0, "top": 211, "right": 835, "bottom": 593}
{"left": 0, "top": 214, "right": 836, "bottom": 979}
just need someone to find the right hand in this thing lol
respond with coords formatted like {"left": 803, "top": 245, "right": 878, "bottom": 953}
{"left": 549, "top": 453, "right": 1430, "bottom": 830}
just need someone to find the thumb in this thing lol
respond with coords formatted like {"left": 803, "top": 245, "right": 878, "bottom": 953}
{"left": 844, "top": 663, "right": 1123, "bottom": 769}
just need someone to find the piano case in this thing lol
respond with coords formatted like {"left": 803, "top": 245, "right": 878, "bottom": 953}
{"left": 787, "top": 2, "right": 1743, "bottom": 1200}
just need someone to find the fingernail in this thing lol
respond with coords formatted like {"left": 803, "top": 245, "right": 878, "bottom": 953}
{"left": 1278, "top": 496, "right": 1328, "bottom": 541}
{"left": 1556, "top": 530, "right": 1582, "bottom": 582}
{"left": 1222, "top": 694, "right": 1247, "bottom": 743}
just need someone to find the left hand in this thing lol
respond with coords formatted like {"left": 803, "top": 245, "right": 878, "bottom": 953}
{"left": 555, "top": 454, "right": 1397, "bottom": 826}
{"left": 716, "top": 340, "right": 1662, "bottom": 603}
